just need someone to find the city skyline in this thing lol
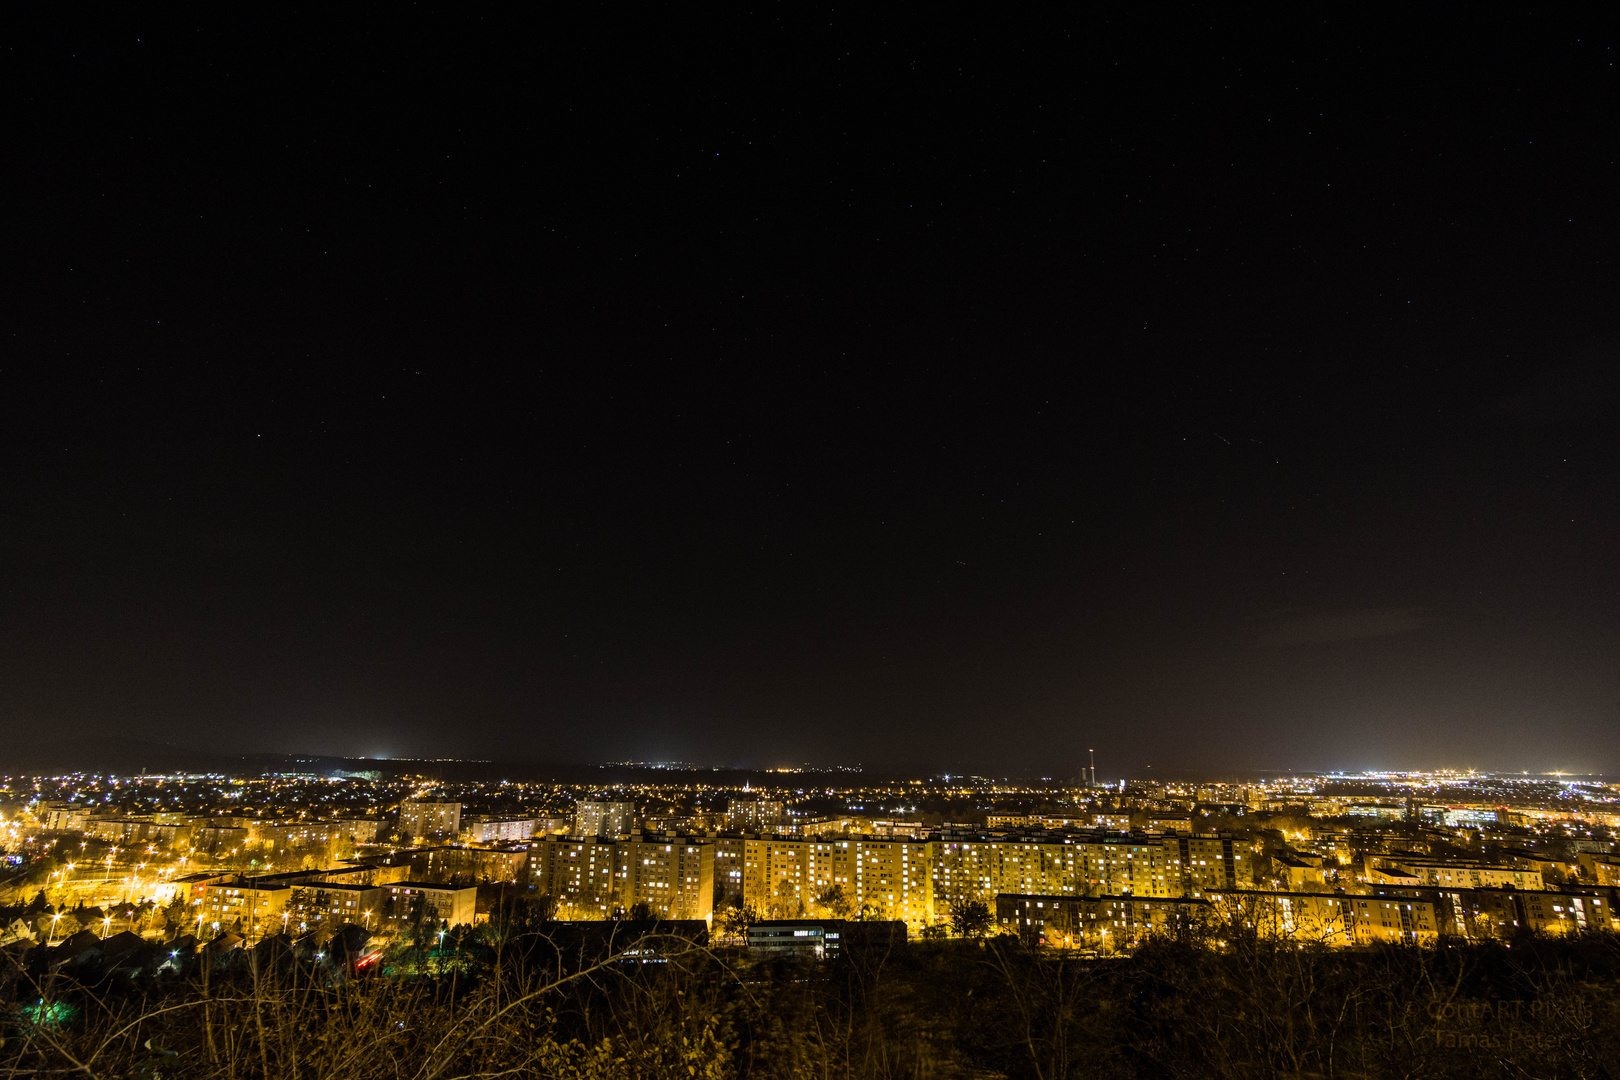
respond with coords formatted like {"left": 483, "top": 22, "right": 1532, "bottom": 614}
{"left": 4, "top": 11, "right": 1616, "bottom": 1076}
{"left": 5, "top": 750, "right": 1616, "bottom": 1073}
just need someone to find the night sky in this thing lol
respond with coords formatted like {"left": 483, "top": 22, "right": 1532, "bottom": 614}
{"left": 5, "top": 9, "right": 1618, "bottom": 775}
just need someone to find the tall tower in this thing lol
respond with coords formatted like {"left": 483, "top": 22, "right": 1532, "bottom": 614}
{"left": 1089, "top": 749, "right": 1097, "bottom": 788}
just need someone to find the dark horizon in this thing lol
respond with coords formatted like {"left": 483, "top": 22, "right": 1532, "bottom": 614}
{"left": 5, "top": 9, "right": 1618, "bottom": 776}
{"left": 2, "top": 740, "right": 1610, "bottom": 789}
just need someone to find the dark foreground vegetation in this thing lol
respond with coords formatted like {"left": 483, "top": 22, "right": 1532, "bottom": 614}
{"left": 4, "top": 923, "right": 1619, "bottom": 1079}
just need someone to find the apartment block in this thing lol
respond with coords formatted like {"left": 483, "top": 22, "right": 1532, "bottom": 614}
{"left": 379, "top": 882, "right": 477, "bottom": 928}
{"left": 1390, "top": 859, "right": 1542, "bottom": 891}
{"left": 622, "top": 836, "right": 715, "bottom": 920}
{"left": 196, "top": 878, "right": 293, "bottom": 937}
{"left": 1206, "top": 890, "right": 1359, "bottom": 945}
{"left": 249, "top": 820, "right": 341, "bottom": 852}
{"left": 530, "top": 836, "right": 623, "bottom": 917}
{"left": 1167, "top": 834, "right": 1242, "bottom": 895}
{"left": 1579, "top": 852, "right": 1620, "bottom": 886}
{"left": 335, "top": 816, "right": 386, "bottom": 843}
{"left": 461, "top": 816, "right": 539, "bottom": 843}
{"left": 932, "top": 834, "right": 1200, "bottom": 912}
{"left": 529, "top": 834, "right": 715, "bottom": 920}
{"left": 574, "top": 800, "right": 636, "bottom": 838}
{"left": 742, "top": 836, "right": 934, "bottom": 924}
{"left": 714, "top": 835, "right": 746, "bottom": 908}
{"left": 398, "top": 800, "right": 463, "bottom": 842}
{"left": 996, "top": 893, "right": 1214, "bottom": 950}
{"left": 1443, "top": 886, "right": 1616, "bottom": 938}
{"left": 726, "top": 799, "right": 785, "bottom": 832}
{"left": 1343, "top": 895, "right": 1443, "bottom": 944}
{"left": 38, "top": 802, "right": 90, "bottom": 832}
{"left": 288, "top": 882, "right": 385, "bottom": 932}
{"left": 414, "top": 844, "right": 531, "bottom": 884}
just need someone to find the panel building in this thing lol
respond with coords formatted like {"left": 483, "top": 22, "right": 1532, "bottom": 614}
{"left": 287, "top": 882, "right": 385, "bottom": 933}
{"left": 1383, "top": 859, "right": 1542, "bottom": 891}
{"left": 714, "top": 835, "right": 747, "bottom": 908}
{"left": 574, "top": 800, "right": 637, "bottom": 838}
{"left": 997, "top": 893, "right": 1215, "bottom": 950}
{"left": 528, "top": 834, "right": 715, "bottom": 921}
{"left": 931, "top": 833, "right": 1214, "bottom": 912}
{"left": 461, "top": 816, "right": 539, "bottom": 843}
{"left": 195, "top": 878, "right": 294, "bottom": 938}
{"left": 740, "top": 836, "right": 934, "bottom": 924}
{"left": 726, "top": 799, "right": 785, "bottom": 832}
{"left": 398, "top": 800, "right": 463, "bottom": 842}
{"left": 378, "top": 882, "right": 477, "bottom": 928}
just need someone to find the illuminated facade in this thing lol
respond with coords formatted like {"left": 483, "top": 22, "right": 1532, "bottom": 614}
{"left": 1207, "top": 890, "right": 1359, "bottom": 945}
{"left": 623, "top": 836, "right": 715, "bottom": 920}
{"left": 398, "top": 800, "right": 463, "bottom": 842}
{"left": 574, "top": 800, "right": 636, "bottom": 838}
{"left": 1168, "top": 834, "right": 1241, "bottom": 896}
{"left": 531, "top": 836, "right": 622, "bottom": 916}
{"left": 726, "top": 799, "right": 785, "bottom": 831}
{"left": 461, "top": 816, "right": 539, "bottom": 843}
{"left": 714, "top": 835, "right": 746, "bottom": 907}
{"left": 288, "top": 882, "right": 383, "bottom": 931}
{"left": 1388, "top": 859, "right": 1542, "bottom": 891}
{"left": 997, "top": 893, "right": 1214, "bottom": 950}
{"left": 197, "top": 879, "right": 293, "bottom": 937}
{"left": 530, "top": 834, "right": 715, "bottom": 920}
{"left": 380, "top": 882, "right": 477, "bottom": 928}
{"left": 932, "top": 834, "right": 1216, "bottom": 912}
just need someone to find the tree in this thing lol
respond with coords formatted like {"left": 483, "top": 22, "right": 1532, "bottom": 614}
{"left": 160, "top": 896, "right": 188, "bottom": 936}
{"left": 813, "top": 884, "right": 853, "bottom": 919}
{"left": 771, "top": 877, "right": 804, "bottom": 919}
{"left": 951, "top": 900, "right": 993, "bottom": 940}
{"left": 713, "top": 902, "right": 755, "bottom": 939}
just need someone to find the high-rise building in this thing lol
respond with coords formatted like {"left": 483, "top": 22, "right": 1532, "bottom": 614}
{"left": 574, "top": 799, "right": 636, "bottom": 838}
{"left": 460, "top": 816, "right": 539, "bottom": 843}
{"left": 397, "top": 800, "right": 462, "bottom": 842}
{"left": 741, "top": 836, "right": 934, "bottom": 925}
{"left": 714, "top": 835, "right": 747, "bottom": 908}
{"left": 621, "top": 836, "right": 715, "bottom": 920}
{"left": 38, "top": 802, "right": 90, "bottom": 832}
{"left": 528, "top": 835, "right": 715, "bottom": 920}
{"left": 1167, "top": 834, "right": 1242, "bottom": 896}
{"left": 530, "top": 836, "right": 622, "bottom": 917}
{"left": 726, "top": 799, "right": 785, "bottom": 832}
